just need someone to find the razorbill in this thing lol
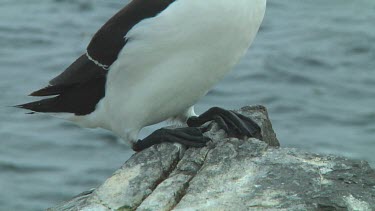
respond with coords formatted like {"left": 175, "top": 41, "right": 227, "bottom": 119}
{"left": 18, "top": 0, "right": 266, "bottom": 151}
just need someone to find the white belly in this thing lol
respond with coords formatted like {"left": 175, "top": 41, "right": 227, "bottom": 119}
{"left": 81, "top": 0, "right": 266, "bottom": 140}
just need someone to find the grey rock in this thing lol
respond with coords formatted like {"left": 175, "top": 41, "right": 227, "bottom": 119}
{"left": 48, "top": 105, "right": 375, "bottom": 211}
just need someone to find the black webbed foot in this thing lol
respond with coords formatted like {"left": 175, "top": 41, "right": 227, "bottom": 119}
{"left": 187, "top": 107, "right": 261, "bottom": 139}
{"left": 132, "top": 127, "right": 210, "bottom": 152}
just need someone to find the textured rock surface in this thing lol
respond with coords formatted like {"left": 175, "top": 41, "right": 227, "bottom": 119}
{"left": 48, "top": 105, "right": 375, "bottom": 211}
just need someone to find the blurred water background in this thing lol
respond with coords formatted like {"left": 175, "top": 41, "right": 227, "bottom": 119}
{"left": 1, "top": 0, "right": 374, "bottom": 210}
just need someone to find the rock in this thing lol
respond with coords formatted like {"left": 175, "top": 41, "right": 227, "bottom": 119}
{"left": 47, "top": 105, "right": 375, "bottom": 211}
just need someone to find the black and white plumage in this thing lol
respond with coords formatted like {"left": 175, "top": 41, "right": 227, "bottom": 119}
{"left": 19, "top": 0, "right": 266, "bottom": 148}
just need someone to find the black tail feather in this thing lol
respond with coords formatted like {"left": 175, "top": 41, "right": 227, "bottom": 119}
{"left": 29, "top": 84, "right": 76, "bottom": 96}
{"left": 16, "top": 97, "right": 59, "bottom": 113}
{"left": 17, "top": 76, "right": 106, "bottom": 116}
{"left": 18, "top": 52, "right": 107, "bottom": 116}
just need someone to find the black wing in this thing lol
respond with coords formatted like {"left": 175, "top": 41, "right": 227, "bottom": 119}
{"left": 87, "top": 0, "right": 176, "bottom": 67}
{"left": 18, "top": 0, "right": 176, "bottom": 116}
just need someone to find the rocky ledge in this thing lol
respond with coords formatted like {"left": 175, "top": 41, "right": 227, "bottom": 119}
{"left": 48, "top": 105, "right": 375, "bottom": 211}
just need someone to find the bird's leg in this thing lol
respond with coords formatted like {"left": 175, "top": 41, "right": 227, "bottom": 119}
{"left": 132, "top": 127, "right": 210, "bottom": 152}
{"left": 187, "top": 107, "right": 261, "bottom": 139}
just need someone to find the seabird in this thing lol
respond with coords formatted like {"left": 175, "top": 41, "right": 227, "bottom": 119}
{"left": 18, "top": 0, "right": 267, "bottom": 151}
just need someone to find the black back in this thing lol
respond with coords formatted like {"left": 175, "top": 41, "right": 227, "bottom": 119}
{"left": 18, "top": 0, "right": 176, "bottom": 116}
{"left": 88, "top": 0, "right": 176, "bottom": 67}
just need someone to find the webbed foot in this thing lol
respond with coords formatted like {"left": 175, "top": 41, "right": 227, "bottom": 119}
{"left": 187, "top": 107, "right": 261, "bottom": 139}
{"left": 132, "top": 127, "right": 210, "bottom": 151}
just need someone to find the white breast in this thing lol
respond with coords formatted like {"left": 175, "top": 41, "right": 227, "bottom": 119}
{"left": 84, "top": 0, "right": 267, "bottom": 142}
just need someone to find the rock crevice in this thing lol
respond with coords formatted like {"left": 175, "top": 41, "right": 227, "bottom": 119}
{"left": 48, "top": 105, "right": 375, "bottom": 211}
